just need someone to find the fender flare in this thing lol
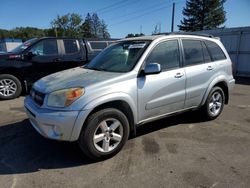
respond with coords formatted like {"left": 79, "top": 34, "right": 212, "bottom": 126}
{"left": 200, "top": 75, "right": 229, "bottom": 106}
{"left": 70, "top": 92, "right": 137, "bottom": 141}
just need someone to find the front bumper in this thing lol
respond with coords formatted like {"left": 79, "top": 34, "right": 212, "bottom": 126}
{"left": 24, "top": 96, "right": 81, "bottom": 141}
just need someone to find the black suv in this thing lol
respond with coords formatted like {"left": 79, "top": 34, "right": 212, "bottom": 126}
{"left": 0, "top": 37, "right": 114, "bottom": 99}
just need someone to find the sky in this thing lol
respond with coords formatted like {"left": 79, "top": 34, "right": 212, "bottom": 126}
{"left": 0, "top": 0, "right": 250, "bottom": 38}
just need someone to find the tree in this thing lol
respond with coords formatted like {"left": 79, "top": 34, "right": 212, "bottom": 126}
{"left": 81, "top": 13, "right": 94, "bottom": 38}
{"left": 178, "top": 0, "right": 226, "bottom": 31}
{"left": 51, "top": 13, "right": 83, "bottom": 37}
{"left": 81, "top": 13, "right": 110, "bottom": 39}
{"left": 99, "top": 20, "right": 110, "bottom": 39}
{"left": 91, "top": 13, "right": 101, "bottom": 38}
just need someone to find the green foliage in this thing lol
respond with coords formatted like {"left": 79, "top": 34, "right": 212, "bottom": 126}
{"left": 51, "top": 13, "right": 110, "bottom": 38}
{"left": 178, "top": 0, "right": 227, "bottom": 31}
{"left": 80, "top": 13, "right": 110, "bottom": 39}
{"left": 0, "top": 12, "right": 111, "bottom": 41}
{"left": 0, "top": 27, "right": 45, "bottom": 41}
{"left": 51, "top": 13, "right": 83, "bottom": 37}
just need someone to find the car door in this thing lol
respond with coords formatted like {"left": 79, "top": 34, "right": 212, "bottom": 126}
{"left": 137, "top": 39, "right": 186, "bottom": 122}
{"left": 26, "top": 39, "right": 61, "bottom": 81}
{"left": 181, "top": 39, "right": 216, "bottom": 108}
{"left": 59, "top": 39, "right": 86, "bottom": 70}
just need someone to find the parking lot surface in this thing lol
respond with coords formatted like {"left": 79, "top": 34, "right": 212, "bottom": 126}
{"left": 0, "top": 79, "right": 250, "bottom": 188}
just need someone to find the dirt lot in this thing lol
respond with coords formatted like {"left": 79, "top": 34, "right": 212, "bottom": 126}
{"left": 0, "top": 79, "right": 250, "bottom": 188}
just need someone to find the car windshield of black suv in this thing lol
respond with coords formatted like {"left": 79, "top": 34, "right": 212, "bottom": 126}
{"left": 85, "top": 40, "right": 151, "bottom": 73}
{"left": 11, "top": 38, "right": 38, "bottom": 53}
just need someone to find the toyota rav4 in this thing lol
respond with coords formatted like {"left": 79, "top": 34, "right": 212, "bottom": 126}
{"left": 24, "top": 33, "right": 235, "bottom": 160}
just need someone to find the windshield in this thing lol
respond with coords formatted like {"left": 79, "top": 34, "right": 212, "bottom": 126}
{"left": 85, "top": 40, "right": 151, "bottom": 73}
{"left": 11, "top": 38, "right": 38, "bottom": 53}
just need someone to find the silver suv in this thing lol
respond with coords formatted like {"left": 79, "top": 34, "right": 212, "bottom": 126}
{"left": 24, "top": 34, "right": 235, "bottom": 160}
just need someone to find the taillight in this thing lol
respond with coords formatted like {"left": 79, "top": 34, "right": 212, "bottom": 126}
{"left": 8, "top": 55, "right": 21, "bottom": 59}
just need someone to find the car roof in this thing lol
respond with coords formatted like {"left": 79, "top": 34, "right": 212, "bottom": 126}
{"left": 120, "top": 32, "right": 216, "bottom": 42}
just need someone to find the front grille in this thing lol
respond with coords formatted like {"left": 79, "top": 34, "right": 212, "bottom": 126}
{"left": 30, "top": 88, "right": 45, "bottom": 106}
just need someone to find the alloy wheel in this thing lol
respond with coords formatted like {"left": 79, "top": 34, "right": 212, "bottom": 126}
{"left": 93, "top": 118, "right": 123, "bottom": 153}
{"left": 0, "top": 79, "right": 17, "bottom": 97}
{"left": 209, "top": 91, "right": 222, "bottom": 116}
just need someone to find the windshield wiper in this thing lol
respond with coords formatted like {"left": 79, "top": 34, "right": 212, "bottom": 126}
{"left": 84, "top": 66, "right": 105, "bottom": 71}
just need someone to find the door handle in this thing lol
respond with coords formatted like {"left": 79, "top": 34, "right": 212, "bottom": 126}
{"left": 175, "top": 72, "right": 184, "bottom": 78}
{"left": 207, "top": 66, "right": 214, "bottom": 70}
{"left": 53, "top": 58, "right": 61, "bottom": 62}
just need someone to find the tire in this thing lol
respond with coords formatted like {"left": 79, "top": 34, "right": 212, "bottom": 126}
{"left": 0, "top": 74, "right": 22, "bottom": 100}
{"left": 202, "top": 86, "right": 225, "bottom": 120}
{"left": 78, "top": 108, "right": 130, "bottom": 160}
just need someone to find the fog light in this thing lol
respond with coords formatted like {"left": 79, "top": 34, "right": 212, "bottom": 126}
{"left": 53, "top": 126, "right": 62, "bottom": 136}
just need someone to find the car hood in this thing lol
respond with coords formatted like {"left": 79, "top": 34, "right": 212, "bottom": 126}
{"left": 33, "top": 67, "right": 124, "bottom": 93}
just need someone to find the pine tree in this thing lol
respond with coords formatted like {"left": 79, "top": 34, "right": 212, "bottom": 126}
{"left": 81, "top": 13, "right": 93, "bottom": 38}
{"left": 99, "top": 20, "right": 110, "bottom": 39}
{"left": 178, "top": 0, "right": 226, "bottom": 31}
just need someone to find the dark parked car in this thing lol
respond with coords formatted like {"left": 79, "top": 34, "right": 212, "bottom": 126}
{"left": 0, "top": 37, "right": 115, "bottom": 99}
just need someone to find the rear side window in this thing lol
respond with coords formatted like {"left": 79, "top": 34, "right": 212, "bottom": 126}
{"left": 146, "top": 40, "right": 180, "bottom": 70}
{"left": 63, "top": 39, "right": 79, "bottom": 54}
{"left": 89, "top": 42, "right": 107, "bottom": 50}
{"left": 202, "top": 41, "right": 211, "bottom": 63}
{"left": 182, "top": 40, "right": 204, "bottom": 66}
{"left": 204, "top": 40, "right": 226, "bottom": 61}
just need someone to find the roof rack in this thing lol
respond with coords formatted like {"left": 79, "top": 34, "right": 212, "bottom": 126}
{"left": 153, "top": 32, "right": 214, "bottom": 38}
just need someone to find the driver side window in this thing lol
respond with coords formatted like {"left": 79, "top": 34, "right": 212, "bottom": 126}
{"left": 145, "top": 40, "right": 180, "bottom": 71}
{"left": 29, "top": 39, "right": 58, "bottom": 56}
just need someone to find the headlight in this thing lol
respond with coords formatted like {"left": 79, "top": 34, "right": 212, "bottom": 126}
{"left": 47, "top": 88, "right": 84, "bottom": 107}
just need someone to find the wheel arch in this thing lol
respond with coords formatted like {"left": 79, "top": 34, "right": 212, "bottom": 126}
{"left": 70, "top": 94, "right": 137, "bottom": 141}
{"left": 201, "top": 78, "right": 229, "bottom": 106}
{"left": 88, "top": 100, "right": 135, "bottom": 134}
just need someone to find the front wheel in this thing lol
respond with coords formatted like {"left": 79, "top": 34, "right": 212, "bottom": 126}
{"left": 202, "top": 87, "right": 225, "bottom": 120}
{"left": 78, "top": 108, "right": 130, "bottom": 160}
{"left": 0, "top": 74, "right": 22, "bottom": 100}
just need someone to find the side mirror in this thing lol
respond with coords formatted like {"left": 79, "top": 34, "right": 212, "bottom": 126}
{"left": 144, "top": 63, "right": 161, "bottom": 75}
{"left": 25, "top": 51, "right": 36, "bottom": 60}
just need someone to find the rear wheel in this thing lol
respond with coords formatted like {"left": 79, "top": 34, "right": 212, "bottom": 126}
{"left": 78, "top": 108, "right": 129, "bottom": 160}
{"left": 0, "top": 74, "right": 22, "bottom": 100}
{"left": 202, "top": 87, "right": 225, "bottom": 120}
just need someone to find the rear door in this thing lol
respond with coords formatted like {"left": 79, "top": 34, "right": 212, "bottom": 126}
{"left": 181, "top": 39, "right": 216, "bottom": 108}
{"left": 137, "top": 39, "right": 186, "bottom": 122}
{"left": 86, "top": 41, "right": 108, "bottom": 61}
{"left": 59, "top": 39, "right": 86, "bottom": 70}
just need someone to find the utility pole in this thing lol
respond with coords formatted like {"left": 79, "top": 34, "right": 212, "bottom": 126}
{"left": 140, "top": 25, "right": 142, "bottom": 34}
{"left": 171, "top": 2, "right": 175, "bottom": 32}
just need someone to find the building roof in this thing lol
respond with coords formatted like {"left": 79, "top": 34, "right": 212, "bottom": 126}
{"left": 0, "top": 38, "right": 22, "bottom": 43}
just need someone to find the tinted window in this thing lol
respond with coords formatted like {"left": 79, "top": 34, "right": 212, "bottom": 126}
{"left": 63, "top": 39, "right": 79, "bottom": 54}
{"left": 146, "top": 40, "right": 180, "bottom": 70}
{"left": 29, "top": 39, "right": 58, "bottom": 55}
{"left": 202, "top": 41, "right": 211, "bottom": 63}
{"left": 90, "top": 42, "right": 107, "bottom": 50}
{"left": 204, "top": 40, "right": 226, "bottom": 61}
{"left": 183, "top": 40, "right": 203, "bottom": 66}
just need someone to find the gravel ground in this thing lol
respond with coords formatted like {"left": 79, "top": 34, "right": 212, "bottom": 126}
{"left": 0, "top": 78, "right": 249, "bottom": 188}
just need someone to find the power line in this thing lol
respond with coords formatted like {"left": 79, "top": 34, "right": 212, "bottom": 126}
{"left": 109, "top": 0, "right": 185, "bottom": 28}
{"left": 97, "top": 0, "right": 142, "bottom": 15}
{"left": 110, "top": 5, "right": 172, "bottom": 27}
{"left": 94, "top": 0, "right": 129, "bottom": 14}
{"left": 105, "top": 0, "right": 168, "bottom": 21}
